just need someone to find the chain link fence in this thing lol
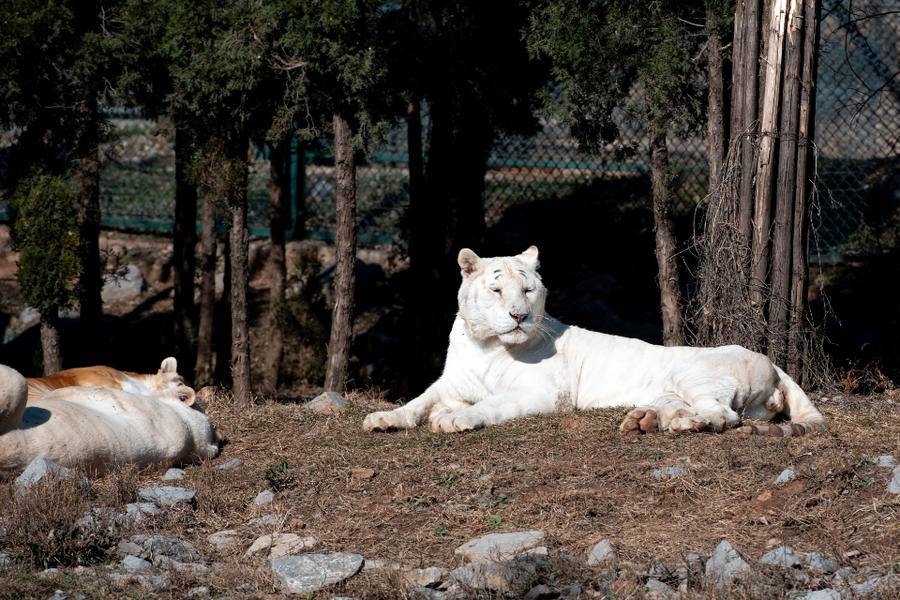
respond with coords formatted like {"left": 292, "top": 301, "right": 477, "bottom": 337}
{"left": 0, "top": 0, "right": 895, "bottom": 260}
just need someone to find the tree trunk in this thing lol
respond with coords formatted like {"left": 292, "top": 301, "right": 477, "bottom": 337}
{"left": 323, "top": 113, "right": 357, "bottom": 393}
{"left": 750, "top": 0, "right": 789, "bottom": 317}
{"left": 213, "top": 227, "right": 232, "bottom": 385}
{"left": 736, "top": 0, "right": 762, "bottom": 251}
{"left": 768, "top": 0, "right": 804, "bottom": 365}
{"left": 649, "top": 128, "right": 684, "bottom": 346}
{"left": 788, "top": 0, "right": 820, "bottom": 379}
{"left": 173, "top": 118, "right": 198, "bottom": 380}
{"left": 227, "top": 139, "right": 251, "bottom": 403}
{"left": 195, "top": 189, "right": 218, "bottom": 386}
{"left": 40, "top": 315, "right": 62, "bottom": 375}
{"left": 74, "top": 95, "right": 102, "bottom": 362}
{"left": 262, "top": 138, "right": 289, "bottom": 393}
{"left": 707, "top": 14, "right": 728, "bottom": 191}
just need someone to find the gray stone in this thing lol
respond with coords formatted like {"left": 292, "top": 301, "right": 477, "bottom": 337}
{"left": 270, "top": 552, "right": 364, "bottom": 595}
{"left": 705, "top": 540, "right": 751, "bottom": 588}
{"left": 122, "top": 502, "right": 160, "bottom": 524}
{"left": 207, "top": 529, "right": 241, "bottom": 550}
{"left": 306, "top": 391, "right": 349, "bottom": 415}
{"left": 122, "top": 554, "right": 153, "bottom": 573}
{"left": 850, "top": 575, "right": 889, "bottom": 597}
{"left": 136, "top": 485, "right": 195, "bottom": 507}
{"left": 799, "top": 589, "right": 841, "bottom": 600}
{"left": 245, "top": 533, "right": 317, "bottom": 558}
{"left": 775, "top": 468, "right": 797, "bottom": 484}
{"left": 876, "top": 455, "right": 895, "bottom": 467}
{"left": 39, "top": 568, "right": 61, "bottom": 579}
{"left": 235, "top": 582, "right": 257, "bottom": 592}
{"left": 216, "top": 458, "right": 242, "bottom": 471}
{"left": 801, "top": 552, "right": 839, "bottom": 574}
{"left": 455, "top": 531, "right": 545, "bottom": 563}
{"left": 0, "top": 552, "right": 12, "bottom": 568}
{"left": 47, "top": 591, "right": 71, "bottom": 600}
{"left": 249, "top": 512, "right": 279, "bottom": 526}
{"left": 889, "top": 466, "right": 900, "bottom": 494}
{"left": 645, "top": 579, "right": 676, "bottom": 599}
{"left": 15, "top": 458, "right": 91, "bottom": 493}
{"left": 131, "top": 534, "right": 202, "bottom": 564}
{"left": 102, "top": 264, "right": 145, "bottom": 303}
{"left": 523, "top": 584, "right": 556, "bottom": 600}
{"left": 759, "top": 545, "right": 802, "bottom": 568}
{"left": 161, "top": 468, "right": 185, "bottom": 481}
{"left": 187, "top": 586, "right": 210, "bottom": 599}
{"left": 109, "top": 571, "right": 170, "bottom": 590}
{"left": 153, "top": 557, "right": 209, "bottom": 575}
{"left": 117, "top": 539, "right": 143, "bottom": 556}
{"left": 651, "top": 466, "right": 686, "bottom": 480}
{"left": 449, "top": 556, "right": 542, "bottom": 593}
{"left": 407, "top": 588, "right": 448, "bottom": 600}
{"left": 402, "top": 566, "right": 447, "bottom": 588}
{"left": 586, "top": 539, "right": 618, "bottom": 567}
{"left": 254, "top": 489, "right": 275, "bottom": 506}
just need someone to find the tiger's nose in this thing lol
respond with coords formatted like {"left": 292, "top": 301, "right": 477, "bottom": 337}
{"left": 510, "top": 312, "right": 528, "bottom": 324}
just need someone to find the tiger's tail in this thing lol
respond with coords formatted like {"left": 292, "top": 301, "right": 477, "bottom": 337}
{"left": 736, "top": 366, "right": 826, "bottom": 437}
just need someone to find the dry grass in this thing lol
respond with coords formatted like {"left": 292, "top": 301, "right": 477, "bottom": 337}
{"left": 1, "top": 391, "right": 898, "bottom": 598}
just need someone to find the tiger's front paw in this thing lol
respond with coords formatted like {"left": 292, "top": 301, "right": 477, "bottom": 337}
{"left": 362, "top": 410, "right": 414, "bottom": 432}
{"left": 619, "top": 408, "right": 659, "bottom": 435}
{"left": 429, "top": 410, "right": 485, "bottom": 433}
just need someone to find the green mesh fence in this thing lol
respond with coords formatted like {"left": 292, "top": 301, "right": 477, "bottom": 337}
{"left": 0, "top": 0, "right": 895, "bottom": 259}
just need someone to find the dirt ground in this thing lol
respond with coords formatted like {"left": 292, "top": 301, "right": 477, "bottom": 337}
{"left": 2, "top": 391, "right": 897, "bottom": 599}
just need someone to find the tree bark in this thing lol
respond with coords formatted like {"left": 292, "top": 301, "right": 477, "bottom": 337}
{"left": 262, "top": 138, "right": 289, "bottom": 393}
{"left": 173, "top": 118, "right": 198, "bottom": 380}
{"left": 74, "top": 94, "right": 102, "bottom": 362}
{"left": 750, "top": 0, "right": 789, "bottom": 316}
{"left": 649, "top": 128, "right": 684, "bottom": 346}
{"left": 768, "top": 0, "right": 804, "bottom": 365}
{"left": 323, "top": 113, "right": 358, "bottom": 393}
{"left": 213, "top": 227, "right": 232, "bottom": 385}
{"left": 40, "top": 315, "right": 62, "bottom": 375}
{"left": 227, "top": 139, "right": 251, "bottom": 403}
{"left": 195, "top": 189, "right": 218, "bottom": 386}
{"left": 736, "top": 0, "right": 762, "bottom": 251}
{"left": 788, "top": 0, "right": 820, "bottom": 379}
{"left": 707, "top": 13, "right": 728, "bottom": 191}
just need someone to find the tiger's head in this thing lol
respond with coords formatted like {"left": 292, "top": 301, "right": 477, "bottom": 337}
{"left": 456, "top": 246, "right": 547, "bottom": 346}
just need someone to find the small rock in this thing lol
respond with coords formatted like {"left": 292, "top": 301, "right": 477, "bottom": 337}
{"left": 407, "top": 587, "right": 448, "bottom": 600}
{"left": 47, "top": 591, "right": 69, "bottom": 600}
{"left": 137, "top": 485, "right": 195, "bottom": 507}
{"left": 775, "top": 468, "right": 797, "bottom": 484}
{"left": 401, "top": 566, "right": 447, "bottom": 588}
{"left": 249, "top": 513, "right": 280, "bottom": 526}
{"left": 162, "top": 468, "right": 185, "bottom": 481}
{"left": 270, "top": 552, "right": 364, "bottom": 594}
{"left": 153, "top": 557, "right": 208, "bottom": 575}
{"left": 586, "top": 539, "right": 618, "bottom": 567}
{"left": 39, "top": 568, "right": 61, "bottom": 579}
{"left": 0, "top": 552, "right": 12, "bottom": 568}
{"left": 523, "top": 584, "right": 556, "bottom": 600}
{"left": 109, "top": 571, "right": 170, "bottom": 590}
{"left": 651, "top": 466, "right": 686, "bottom": 480}
{"left": 117, "top": 539, "right": 143, "bottom": 556}
{"left": 759, "top": 545, "right": 801, "bottom": 568}
{"left": 889, "top": 466, "right": 900, "bottom": 494}
{"left": 449, "top": 555, "right": 542, "bottom": 593}
{"left": 235, "top": 582, "right": 258, "bottom": 592}
{"left": 122, "top": 555, "right": 153, "bottom": 573}
{"left": 851, "top": 575, "right": 889, "bottom": 597}
{"left": 254, "top": 490, "right": 275, "bottom": 506}
{"left": 645, "top": 578, "right": 676, "bottom": 599}
{"left": 350, "top": 467, "right": 376, "bottom": 479}
{"left": 131, "top": 534, "right": 202, "bottom": 564}
{"left": 801, "top": 552, "right": 839, "bottom": 574}
{"left": 245, "top": 533, "right": 317, "bottom": 558}
{"left": 875, "top": 455, "right": 895, "bottom": 467}
{"left": 208, "top": 529, "right": 241, "bottom": 550}
{"left": 216, "top": 458, "right": 242, "bottom": 471}
{"left": 15, "top": 458, "right": 91, "bottom": 493}
{"left": 705, "top": 540, "right": 751, "bottom": 588}
{"left": 122, "top": 502, "right": 160, "bottom": 524}
{"left": 187, "top": 586, "right": 210, "bottom": 599}
{"left": 306, "top": 391, "right": 349, "bottom": 415}
{"left": 799, "top": 589, "right": 841, "bottom": 600}
{"left": 102, "top": 264, "right": 145, "bottom": 303}
{"left": 455, "top": 531, "right": 545, "bottom": 563}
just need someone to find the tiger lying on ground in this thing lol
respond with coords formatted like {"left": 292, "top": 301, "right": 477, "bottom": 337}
{"left": 1, "top": 358, "right": 218, "bottom": 474}
{"left": 363, "top": 246, "right": 825, "bottom": 437}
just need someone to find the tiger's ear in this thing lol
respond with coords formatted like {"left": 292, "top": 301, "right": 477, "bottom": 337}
{"left": 159, "top": 357, "right": 178, "bottom": 374}
{"left": 457, "top": 248, "right": 481, "bottom": 278}
{"left": 518, "top": 245, "right": 540, "bottom": 269}
{"left": 175, "top": 384, "right": 196, "bottom": 406}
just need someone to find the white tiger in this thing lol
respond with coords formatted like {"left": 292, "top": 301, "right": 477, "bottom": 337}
{"left": 0, "top": 359, "right": 219, "bottom": 474}
{"left": 363, "top": 246, "right": 825, "bottom": 436}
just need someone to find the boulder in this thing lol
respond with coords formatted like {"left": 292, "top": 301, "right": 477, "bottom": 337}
{"left": 270, "top": 553, "right": 364, "bottom": 595}
{"left": 455, "top": 531, "right": 545, "bottom": 563}
{"left": 705, "top": 540, "right": 751, "bottom": 589}
{"left": 136, "top": 486, "right": 195, "bottom": 507}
